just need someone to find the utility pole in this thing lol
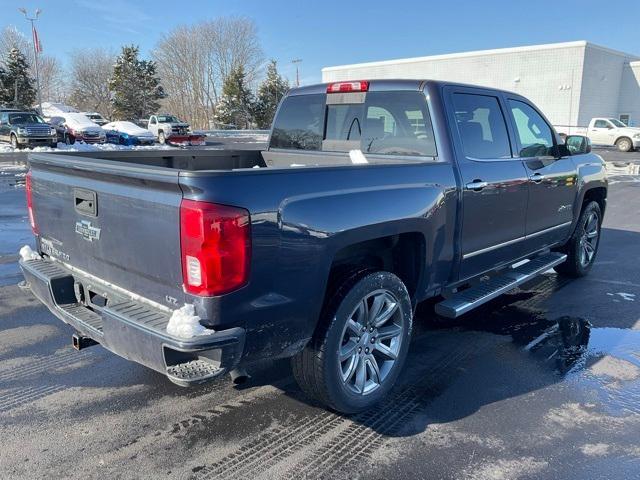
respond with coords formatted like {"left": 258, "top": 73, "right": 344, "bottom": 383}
{"left": 292, "top": 58, "right": 302, "bottom": 87}
{"left": 18, "top": 7, "right": 42, "bottom": 114}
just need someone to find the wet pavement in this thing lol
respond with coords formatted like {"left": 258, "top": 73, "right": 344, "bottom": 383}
{"left": 0, "top": 151, "right": 639, "bottom": 479}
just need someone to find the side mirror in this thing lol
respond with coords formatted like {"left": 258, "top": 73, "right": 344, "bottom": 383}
{"left": 565, "top": 135, "right": 591, "bottom": 155}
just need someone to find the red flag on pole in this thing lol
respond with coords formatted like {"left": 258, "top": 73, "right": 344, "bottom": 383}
{"left": 32, "top": 25, "right": 42, "bottom": 53}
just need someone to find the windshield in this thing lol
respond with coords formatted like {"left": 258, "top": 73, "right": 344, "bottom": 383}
{"left": 609, "top": 118, "right": 627, "bottom": 127}
{"left": 157, "top": 115, "right": 180, "bottom": 123}
{"left": 9, "top": 113, "right": 45, "bottom": 124}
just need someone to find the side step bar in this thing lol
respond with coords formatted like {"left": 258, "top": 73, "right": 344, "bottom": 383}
{"left": 435, "top": 252, "right": 567, "bottom": 318}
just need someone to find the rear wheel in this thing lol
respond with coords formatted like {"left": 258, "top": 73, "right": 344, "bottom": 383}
{"left": 292, "top": 270, "right": 412, "bottom": 413}
{"left": 554, "top": 201, "right": 602, "bottom": 277}
{"left": 616, "top": 137, "right": 633, "bottom": 152}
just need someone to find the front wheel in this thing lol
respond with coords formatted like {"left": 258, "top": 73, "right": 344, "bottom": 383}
{"left": 292, "top": 271, "right": 413, "bottom": 413}
{"left": 554, "top": 201, "right": 602, "bottom": 277}
{"left": 616, "top": 137, "right": 633, "bottom": 152}
{"left": 158, "top": 131, "right": 166, "bottom": 144}
{"left": 10, "top": 134, "right": 19, "bottom": 149}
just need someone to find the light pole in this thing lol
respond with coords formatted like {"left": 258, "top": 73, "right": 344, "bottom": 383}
{"left": 18, "top": 7, "right": 42, "bottom": 113}
{"left": 292, "top": 58, "right": 302, "bottom": 87}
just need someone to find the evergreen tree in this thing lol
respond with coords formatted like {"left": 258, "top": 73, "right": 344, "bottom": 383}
{"left": 254, "top": 60, "right": 289, "bottom": 129}
{"left": 0, "top": 48, "right": 35, "bottom": 107}
{"left": 109, "top": 45, "right": 164, "bottom": 120}
{"left": 214, "top": 65, "right": 255, "bottom": 129}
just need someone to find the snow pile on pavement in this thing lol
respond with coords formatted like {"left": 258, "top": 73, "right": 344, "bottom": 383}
{"left": 166, "top": 304, "right": 215, "bottom": 339}
{"left": 19, "top": 245, "right": 40, "bottom": 261}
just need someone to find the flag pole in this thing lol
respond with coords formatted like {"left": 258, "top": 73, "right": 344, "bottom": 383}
{"left": 19, "top": 8, "right": 42, "bottom": 114}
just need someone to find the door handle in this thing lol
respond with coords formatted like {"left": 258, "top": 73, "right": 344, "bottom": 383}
{"left": 530, "top": 173, "right": 545, "bottom": 183}
{"left": 465, "top": 180, "right": 488, "bottom": 191}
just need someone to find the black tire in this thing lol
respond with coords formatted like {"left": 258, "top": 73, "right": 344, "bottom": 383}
{"left": 615, "top": 137, "right": 633, "bottom": 152}
{"left": 50, "top": 142, "right": 57, "bottom": 149}
{"left": 554, "top": 201, "right": 602, "bottom": 277}
{"left": 65, "top": 134, "right": 75, "bottom": 145}
{"left": 292, "top": 270, "right": 413, "bottom": 413}
{"left": 10, "top": 134, "right": 19, "bottom": 149}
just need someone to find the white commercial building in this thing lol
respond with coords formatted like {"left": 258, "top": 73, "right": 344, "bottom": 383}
{"left": 322, "top": 41, "right": 640, "bottom": 131}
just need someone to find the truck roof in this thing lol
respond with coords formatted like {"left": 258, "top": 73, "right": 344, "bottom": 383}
{"left": 287, "top": 79, "right": 521, "bottom": 97}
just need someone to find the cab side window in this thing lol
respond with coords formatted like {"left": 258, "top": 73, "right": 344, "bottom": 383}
{"left": 452, "top": 93, "right": 512, "bottom": 160}
{"left": 0, "top": 112, "right": 7, "bottom": 124}
{"left": 508, "top": 100, "right": 555, "bottom": 158}
{"left": 593, "top": 120, "right": 609, "bottom": 128}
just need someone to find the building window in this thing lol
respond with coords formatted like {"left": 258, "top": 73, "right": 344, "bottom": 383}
{"left": 619, "top": 114, "right": 630, "bottom": 126}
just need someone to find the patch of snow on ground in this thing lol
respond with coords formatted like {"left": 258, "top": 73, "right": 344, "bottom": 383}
{"left": 19, "top": 245, "right": 41, "bottom": 261}
{"left": 166, "top": 304, "right": 215, "bottom": 339}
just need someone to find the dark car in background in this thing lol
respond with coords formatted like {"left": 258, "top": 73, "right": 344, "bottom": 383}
{"left": 0, "top": 110, "right": 57, "bottom": 149}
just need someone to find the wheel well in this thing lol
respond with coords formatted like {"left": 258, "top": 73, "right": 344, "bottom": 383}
{"left": 615, "top": 136, "right": 631, "bottom": 144}
{"left": 583, "top": 187, "right": 606, "bottom": 214}
{"left": 327, "top": 232, "right": 425, "bottom": 300}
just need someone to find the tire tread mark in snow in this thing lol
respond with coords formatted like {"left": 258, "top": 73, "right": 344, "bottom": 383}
{"left": 282, "top": 341, "right": 481, "bottom": 479}
{"left": 194, "top": 340, "right": 479, "bottom": 480}
{"left": 0, "top": 348, "right": 94, "bottom": 382}
{"left": 0, "top": 385, "right": 65, "bottom": 412}
{"left": 196, "top": 411, "right": 344, "bottom": 479}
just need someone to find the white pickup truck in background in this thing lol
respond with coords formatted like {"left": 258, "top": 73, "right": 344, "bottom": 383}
{"left": 586, "top": 117, "right": 640, "bottom": 152}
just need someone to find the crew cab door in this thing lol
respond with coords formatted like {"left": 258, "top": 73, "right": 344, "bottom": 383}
{"left": 589, "top": 119, "right": 615, "bottom": 145}
{"left": 446, "top": 87, "right": 529, "bottom": 280}
{"left": 505, "top": 98, "right": 578, "bottom": 248}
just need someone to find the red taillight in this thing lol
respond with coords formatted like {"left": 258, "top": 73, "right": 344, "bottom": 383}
{"left": 25, "top": 170, "right": 38, "bottom": 234}
{"left": 179, "top": 199, "right": 251, "bottom": 296}
{"left": 327, "top": 81, "right": 369, "bottom": 93}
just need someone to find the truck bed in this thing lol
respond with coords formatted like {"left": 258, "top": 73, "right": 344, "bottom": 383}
{"left": 35, "top": 149, "right": 267, "bottom": 171}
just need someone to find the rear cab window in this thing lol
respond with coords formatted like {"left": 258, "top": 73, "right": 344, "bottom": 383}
{"left": 270, "top": 87, "right": 437, "bottom": 160}
{"left": 451, "top": 93, "right": 512, "bottom": 160}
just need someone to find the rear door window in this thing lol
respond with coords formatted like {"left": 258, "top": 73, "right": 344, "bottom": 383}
{"left": 452, "top": 93, "right": 512, "bottom": 160}
{"left": 270, "top": 94, "right": 325, "bottom": 150}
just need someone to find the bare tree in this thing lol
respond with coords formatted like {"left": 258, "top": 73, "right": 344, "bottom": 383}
{"left": 68, "top": 49, "right": 115, "bottom": 117}
{"left": 154, "top": 17, "right": 263, "bottom": 129}
{"left": 0, "top": 26, "right": 30, "bottom": 63}
{"left": 38, "top": 56, "right": 67, "bottom": 102}
{"left": 1, "top": 26, "right": 67, "bottom": 103}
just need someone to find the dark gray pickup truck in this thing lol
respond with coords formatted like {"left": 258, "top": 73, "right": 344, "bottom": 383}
{"left": 21, "top": 80, "right": 607, "bottom": 413}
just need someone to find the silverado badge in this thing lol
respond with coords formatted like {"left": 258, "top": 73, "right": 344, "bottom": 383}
{"left": 75, "top": 220, "right": 101, "bottom": 242}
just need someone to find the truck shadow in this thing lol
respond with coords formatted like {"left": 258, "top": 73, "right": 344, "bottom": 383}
{"left": 274, "top": 252, "right": 639, "bottom": 438}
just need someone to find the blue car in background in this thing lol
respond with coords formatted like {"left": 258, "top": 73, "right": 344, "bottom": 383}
{"left": 103, "top": 121, "right": 156, "bottom": 146}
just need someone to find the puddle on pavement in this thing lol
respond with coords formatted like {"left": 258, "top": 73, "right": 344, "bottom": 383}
{"left": 605, "top": 161, "right": 640, "bottom": 183}
{"left": 461, "top": 310, "right": 640, "bottom": 416}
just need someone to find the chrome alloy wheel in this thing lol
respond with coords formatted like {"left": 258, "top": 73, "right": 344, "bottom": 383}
{"left": 338, "top": 289, "right": 404, "bottom": 395}
{"left": 579, "top": 211, "right": 599, "bottom": 267}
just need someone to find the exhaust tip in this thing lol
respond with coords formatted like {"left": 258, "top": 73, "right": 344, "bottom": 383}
{"left": 229, "top": 368, "right": 250, "bottom": 385}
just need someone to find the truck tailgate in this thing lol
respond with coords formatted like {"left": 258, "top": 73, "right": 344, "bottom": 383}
{"left": 28, "top": 153, "right": 186, "bottom": 308}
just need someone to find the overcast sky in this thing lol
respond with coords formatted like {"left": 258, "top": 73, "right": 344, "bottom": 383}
{"left": 3, "top": 0, "right": 639, "bottom": 85}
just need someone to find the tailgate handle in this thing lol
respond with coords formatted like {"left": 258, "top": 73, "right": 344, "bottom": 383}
{"left": 74, "top": 188, "right": 97, "bottom": 217}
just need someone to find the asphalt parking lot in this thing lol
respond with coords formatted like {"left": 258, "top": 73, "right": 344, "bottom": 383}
{"left": 0, "top": 147, "right": 638, "bottom": 479}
